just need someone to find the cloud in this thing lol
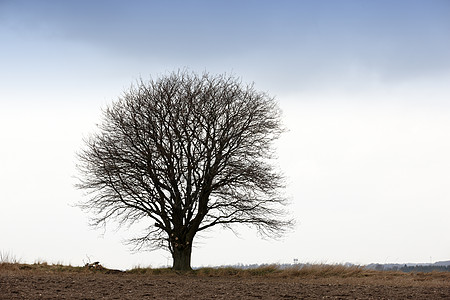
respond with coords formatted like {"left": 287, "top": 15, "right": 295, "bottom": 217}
{"left": 3, "top": 1, "right": 449, "bottom": 79}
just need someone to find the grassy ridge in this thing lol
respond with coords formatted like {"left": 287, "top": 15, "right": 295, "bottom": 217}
{"left": 1, "top": 250, "right": 449, "bottom": 281}
{"left": 129, "top": 264, "right": 372, "bottom": 278}
{"left": 2, "top": 261, "right": 450, "bottom": 283}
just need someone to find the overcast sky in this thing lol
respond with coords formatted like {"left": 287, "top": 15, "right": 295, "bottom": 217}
{"left": 1, "top": 0, "right": 449, "bottom": 270}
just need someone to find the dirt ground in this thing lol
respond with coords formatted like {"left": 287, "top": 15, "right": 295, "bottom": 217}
{"left": 1, "top": 270, "right": 450, "bottom": 300}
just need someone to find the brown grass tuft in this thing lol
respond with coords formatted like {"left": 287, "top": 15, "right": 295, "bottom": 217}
{"left": 0, "top": 251, "right": 20, "bottom": 264}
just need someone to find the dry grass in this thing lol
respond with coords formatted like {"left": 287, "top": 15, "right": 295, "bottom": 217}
{"left": 0, "top": 251, "right": 20, "bottom": 264}
{"left": 0, "top": 262, "right": 86, "bottom": 273}
{"left": 129, "top": 264, "right": 450, "bottom": 287}
{"left": 1, "top": 260, "right": 449, "bottom": 287}
{"left": 187, "top": 264, "right": 390, "bottom": 279}
{"left": 127, "top": 263, "right": 450, "bottom": 286}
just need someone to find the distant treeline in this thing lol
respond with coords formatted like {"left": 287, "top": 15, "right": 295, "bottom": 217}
{"left": 399, "top": 265, "right": 450, "bottom": 273}
{"left": 224, "top": 263, "right": 450, "bottom": 273}
{"left": 370, "top": 264, "right": 450, "bottom": 273}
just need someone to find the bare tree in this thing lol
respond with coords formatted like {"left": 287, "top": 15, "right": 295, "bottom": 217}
{"left": 76, "top": 71, "right": 293, "bottom": 270}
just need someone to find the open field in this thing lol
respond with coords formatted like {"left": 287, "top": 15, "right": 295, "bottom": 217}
{"left": 1, "top": 262, "right": 449, "bottom": 299}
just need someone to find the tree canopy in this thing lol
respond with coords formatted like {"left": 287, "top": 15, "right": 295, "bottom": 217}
{"left": 77, "top": 71, "right": 292, "bottom": 270}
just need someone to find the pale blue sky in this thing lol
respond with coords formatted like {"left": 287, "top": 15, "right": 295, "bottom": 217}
{"left": 2, "top": 0, "right": 449, "bottom": 103}
{"left": 1, "top": 1, "right": 449, "bottom": 269}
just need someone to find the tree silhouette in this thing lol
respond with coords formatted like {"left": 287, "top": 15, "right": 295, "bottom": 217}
{"left": 76, "top": 71, "right": 292, "bottom": 270}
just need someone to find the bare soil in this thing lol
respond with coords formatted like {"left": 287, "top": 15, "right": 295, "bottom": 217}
{"left": 1, "top": 269, "right": 450, "bottom": 299}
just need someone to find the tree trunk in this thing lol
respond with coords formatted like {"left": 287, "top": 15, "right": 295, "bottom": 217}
{"left": 172, "top": 244, "right": 192, "bottom": 271}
